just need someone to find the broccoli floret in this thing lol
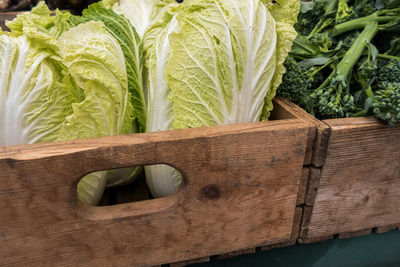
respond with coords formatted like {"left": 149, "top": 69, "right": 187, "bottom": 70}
{"left": 354, "top": 0, "right": 377, "bottom": 17}
{"left": 278, "top": 56, "right": 324, "bottom": 112}
{"left": 295, "top": 0, "right": 333, "bottom": 35}
{"left": 371, "top": 59, "right": 400, "bottom": 126}
{"left": 375, "top": 58, "right": 400, "bottom": 84}
{"left": 355, "top": 58, "right": 400, "bottom": 126}
{"left": 335, "top": 0, "right": 358, "bottom": 24}
{"left": 372, "top": 82, "right": 400, "bottom": 126}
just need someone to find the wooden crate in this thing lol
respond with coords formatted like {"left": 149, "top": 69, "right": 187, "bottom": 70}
{"left": 281, "top": 98, "right": 400, "bottom": 243}
{"left": 0, "top": 98, "right": 313, "bottom": 266}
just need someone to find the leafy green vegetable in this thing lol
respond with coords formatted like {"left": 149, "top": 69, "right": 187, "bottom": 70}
{"left": 57, "top": 21, "right": 142, "bottom": 204}
{"left": 1, "top": 2, "right": 147, "bottom": 205}
{"left": 277, "top": 0, "right": 400, "bottom": 126}
{"left": 61, "top": 3, "right": 150, "bottom": 202}
{"left": 0, "top": 3, "right": 79, "bottom": 146}
{"left": 69, "top": 2, "right": 147, "bottom": 133}
{"left": 143, "top": 0, "right": 299, "bottom": 198}
{"left": 143, "top": 3, "right": 181, "bottom": 198}
{"left": 103, "top": 0, "right": 176, "bottom": 38}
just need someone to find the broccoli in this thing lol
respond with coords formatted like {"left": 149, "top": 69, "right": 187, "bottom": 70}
{"left": 372, "top": 82, "right": 400, "bottom": 126}
{"left": 375, "top": 57, "right": 400, "bottom": 84}
{"left": 354, "top": 0, "right": 377, "bottom": 17}
{"left": 278, "top": 0, "right": 400, "bottom": 125}
{"left": 335, "top": 0, "right": 358, "bottom": 24}
{"left": 295, "top": 0, "right": 334, "bottom": 35}
{"left": 278, "top": 56, "right": 325, "bottom": 112}
{"left": 309, "top": 22, "right": 378, "bottom": 118}
{"left": 332, "top": 7, "right": 400, "bottom": 36}
{"left": 370, "top": 58, "right": 400, "bottom": 126}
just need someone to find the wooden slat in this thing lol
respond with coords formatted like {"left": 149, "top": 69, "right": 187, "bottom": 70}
{"left": 304, "top": 167, "right": 322, "bottom": 206}
{"left": 303, "top": 117, "right": 400, "bottom": 239}
{"left": 0, "top": 118, "right": 309, "bottom": 266}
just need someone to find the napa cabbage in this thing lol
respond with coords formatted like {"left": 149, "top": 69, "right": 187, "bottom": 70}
{"left": 0, "top": 2, "right": 146, "bottom": 205}
{"left": 144, "top": 0, "right": 299, "bottom": 198}
{"left": 103, "top": 0, "right": 177, "bottom": 38}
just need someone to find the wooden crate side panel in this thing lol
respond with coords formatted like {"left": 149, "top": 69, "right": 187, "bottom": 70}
{"left": 305, "top": 118, "right": 400, "bottom": 239}
{"left": 0, "top": 120, "right": 309, "bottom": 266}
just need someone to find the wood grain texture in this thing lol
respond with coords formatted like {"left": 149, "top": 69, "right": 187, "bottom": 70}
{"left": 304, "top": 167, "right": 322, "bottom": 207}
{"left": 304, "top": 117, "right": 400, "bottom": 239}
{"left": 0, "top": 119, "right": 309, "bottom": 266}
{"left": 274, "top": 97, "right": 330, "bottom": 167}
{"left": 260, "top": 206, "right": 303, "bottom": 250}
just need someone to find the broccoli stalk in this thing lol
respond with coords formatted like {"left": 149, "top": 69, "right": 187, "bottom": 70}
{"left": 307, "top": 0, "right": 338, "bottom": 37}
{"left": 333, "top": 8, "right": 400, "bottom": 36}
{"left": 310, "top": 22, "right": 378, "bottom": 118}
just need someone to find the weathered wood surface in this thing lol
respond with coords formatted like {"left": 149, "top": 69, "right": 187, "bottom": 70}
{"left": 304, "top": 167, "right": 322, "bottom": 207}
{"left": 172, "top": 206, "right": 304, "bottom": 266}
{"left": 302, "top": 117, "right": 400, "bottom": 239}
{"left": 260, "top": 206, "right": 303, "bottom": 250}
{"left": 0, "top": 117, "right": 309, "bottom": 266}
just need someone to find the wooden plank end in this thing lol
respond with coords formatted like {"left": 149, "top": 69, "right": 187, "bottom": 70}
{"left": 169, "top": 257, "right": 210, "bottom": 267}
{"left": 375, "top": 224, "right": 400, "bottom": 234}
{"left": 292, "top": 207, "right": 303, "bottom": 239}
{"left": 338, "top": 229, "right": 372, "bottom": 239}
{"left": 259, "top": 239, "right": 296, "bottom": 251}
{"left": 215, "top": 248, "right": 256, "bottom": 260}
{"left": 296, "top": 168, "right": 310, "bottom": 205}
{"left": 304, "top": 167, "right": 322, "bottom": 207}
{"left": 299, "top": 206, "right": 313, "bottom": 239}
{"left": 298, "top": 235, "right": 333, "bottom": 244}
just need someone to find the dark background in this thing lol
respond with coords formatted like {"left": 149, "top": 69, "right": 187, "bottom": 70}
{"left": 191, "top": 230, "right": 400, "bottom": 267}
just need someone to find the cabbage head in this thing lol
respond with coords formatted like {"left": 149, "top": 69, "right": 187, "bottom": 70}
{"left": 144, "top": 0, "right": 299, "bottom": 198}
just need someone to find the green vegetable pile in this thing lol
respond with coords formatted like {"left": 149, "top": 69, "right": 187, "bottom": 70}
{"left": 0, "top": 0, "right": 300, "bottom": 203}
{"left": 277, "top": 0, "right": 400, "bottom": 126}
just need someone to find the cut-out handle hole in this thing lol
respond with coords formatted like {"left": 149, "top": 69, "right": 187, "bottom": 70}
{"left": 76, "top": 164, "right": 183, "bottom": 220}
